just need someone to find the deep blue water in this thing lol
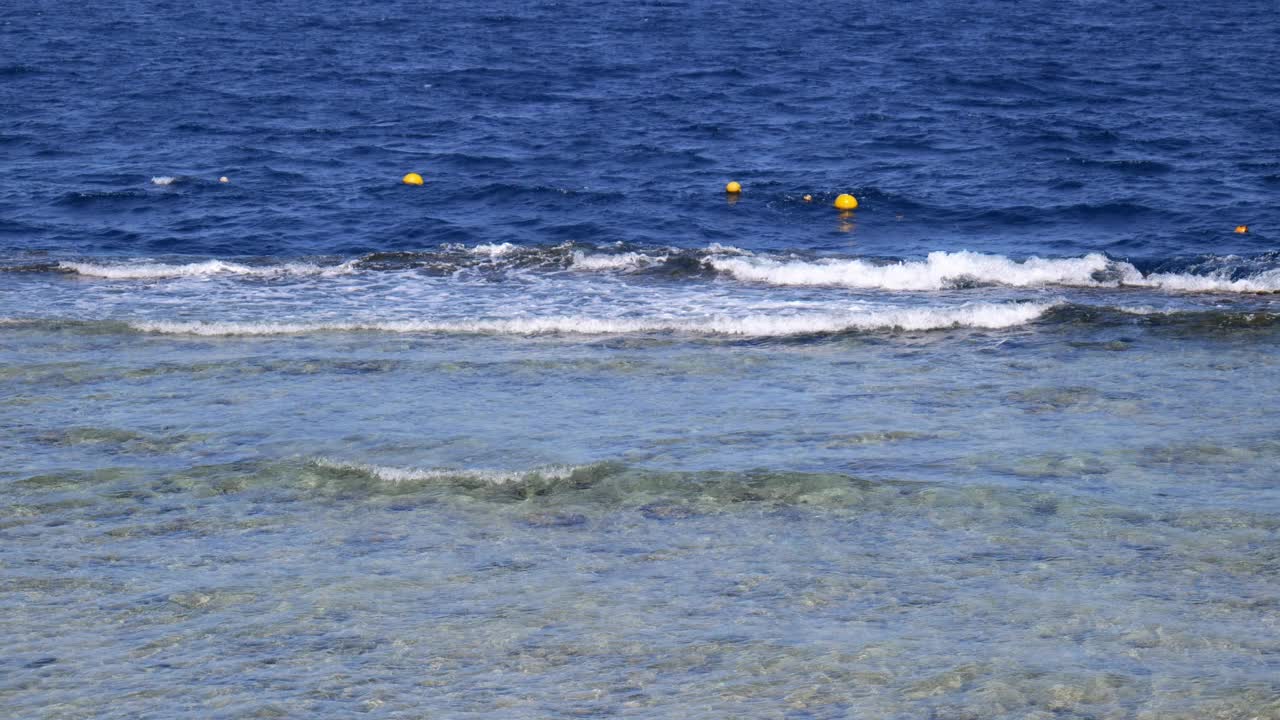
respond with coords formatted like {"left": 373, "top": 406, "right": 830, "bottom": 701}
{"left": 3, "top": 2, "right": 1280, "bottom": 718}
{"left": 4, "top": 0, "right": 1279, "bottom": 260}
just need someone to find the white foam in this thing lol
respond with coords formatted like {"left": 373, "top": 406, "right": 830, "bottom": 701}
{"left": 570, "top": 251, "right": 661, "bottom": 271}
{"left": 150, "top": 176, "right": 177, "bottom": 186}
{"left": 570, "top": 244, "right": 752, "bottom": 272}
{"left": 60, "top": 260, "right": 357, "bottom": 279}
{"left": 709, "top": 251, "right": 1121, "bottom": 290}
{"left": 705, "top": 243, "right": 753, "bottom": 256}
{"left": 130, "top": 302, "right": 1055, "bottom": 337}
{"left": 314, "top": 458, "right": 582, "bottom": 486}
{"left": 47, "top": 248, "right": 1280, "bottom": 294}
{"left": 707, "top": 251, "right": 1280, "bottom": 294}
{"left": 470, "top": 242, "right": 517, "bottom": 257}
{"left": 1134, "top": 268, "right": 1280, "bottom": 293}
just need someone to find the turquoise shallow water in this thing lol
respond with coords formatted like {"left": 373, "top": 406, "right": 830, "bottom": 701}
{"left": 3, "top": 301, "right": 1279, "bottom": 718}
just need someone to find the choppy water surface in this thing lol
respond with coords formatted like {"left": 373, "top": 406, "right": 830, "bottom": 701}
{"left": 3, "top": 0, "right": 1279, "bottom": 717}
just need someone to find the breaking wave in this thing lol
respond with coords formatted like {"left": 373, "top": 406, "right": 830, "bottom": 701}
{"left": 469, "top": 242, "right": 518, "bottom": 257}
{"left": 313, "top": 458, "right": 587, "bottom": 487}
{"left": 59, "top": 259, "right": 357, "bottom": 279}
{"left": 8, "top": 304, "right": 1273, "bottom": 338}
{"left": 570, "top": 250, "right": 660, "bottom": 271}
{"left": 706, "top": 251, "right": 1280, "bottom": 293}
{"left": 129, "top": 302, "right": 1054, "bottom": 337}
{"left": 1137, "top": 268, "right": 1280, "bottom": 293}
{"left": 707, "top": 251, "right": 1116, "bottom": 290}
{"left": 40, "top": 246, "right": 1280, "bottom": 294}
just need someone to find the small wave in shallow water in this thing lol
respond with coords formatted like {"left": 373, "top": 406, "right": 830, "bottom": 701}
{"left": 6, "top": 304, "right": 1278, "bottom": 341}
{"left": 313, "top": 458, "right": 591, "bottom": 488}
{"left": 127, "top": 302, "right": 1055, "bottom": 337}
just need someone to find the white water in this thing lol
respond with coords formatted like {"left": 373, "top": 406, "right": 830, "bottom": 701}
{"left": 707, "top": 251, "right": 1120, "bottom": 290}
{"left": 706, "top": 251, "right": 1280, "bottom": 293}
{"left": 7, "top": 247, "right": 1270, "bottom": 344}
{"left": 314, "top": 458, "right": 585, "bottom": 486}
{"left": 60, "top": 259, "right": 357, "bottom": 279}
{"left": 129, "top": 302, "right": 1054, "bottom": 337}
{"left": 52, "top": 247, "right": 1280, "bottom": 293}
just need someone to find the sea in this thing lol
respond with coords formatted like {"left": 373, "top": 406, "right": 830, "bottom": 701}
{"left": 3, "top": 1, "right": 1279, "bottom": 718}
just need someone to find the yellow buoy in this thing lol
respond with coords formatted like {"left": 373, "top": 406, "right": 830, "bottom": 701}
{"left": 833, "top": 194, "right": 858, "bottom": 211}
{"left": 403, "top": 172, "right": 424, "bottom": 186}
{"left": 803, "top": 194, "right": 813, "bottom": 203}
{"left": 218, "top": 176, "right": 229, "bottom": 183}
{"left": 1235, "top": 225, "right": 1249, "bottom": 234}
{"left": 725, "top": 181, "right": 741, "bottom": 193}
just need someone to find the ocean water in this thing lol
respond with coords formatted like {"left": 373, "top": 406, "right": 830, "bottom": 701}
{"left": 3, "top": 1, "right": 1279, "bottom": 718}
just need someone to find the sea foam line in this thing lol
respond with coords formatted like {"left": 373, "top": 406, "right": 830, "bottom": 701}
{"left": 129, "top": 302, "right": 1055, "bottom": 337}
{"left": 706, "top": 251, "right": 1121, "bottom": 290}
{"left": 1134, "top": 268, "right": 1280, "bottom": 293}
{"left": 313, "top": 458, "right": 583, "bottom": 486}
{"left": 52, "top": 248, "right": 1280, "bottom": 293}
{"left": 570, "top": 250, "right": 664, "bottom": 271}
{"left": 470, "top": 242, "right": 518, "bottom": 257}
{"left": 705, "top": 251, "right": 1280, "bottom": 293}
{"left": 59, "top": 259, "right": 358, "bottom": 279}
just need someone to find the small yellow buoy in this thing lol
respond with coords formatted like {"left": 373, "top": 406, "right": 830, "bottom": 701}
{"left": 725, "top": 181, "right": 741, "bottom": 193}
{"left": 403, "top": 172, "right": 424, "bottom": 186}
{"left": 218, "top": 176, "right": 229, "bottom": 183}
{"left": 833, "top": 194, "right": 858, "bottom": 211}
{"left": 1235, "top": 225, "right": 1248, "bottom": 234}
{"left": 803, "top": 194, "right": 813, "bottom": 203}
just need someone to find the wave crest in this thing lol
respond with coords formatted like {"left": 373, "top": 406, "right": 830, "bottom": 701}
{"left": 129, "top": 302, "right": 1053, "bottom": 337}
{"left": 708, "top": 251, "right": 1125, "bottom": 290}
{"left": 43, "top": 247, "right": 1280, "bottom": 293}
{"left": 59, "top": 259, "right": 357, "bottom": 279}
{"left": 706, "top": 251, "right": 1280, "bottom": 294}
{"left": 314, "top": 458, "right": 588, "bottom": 487}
